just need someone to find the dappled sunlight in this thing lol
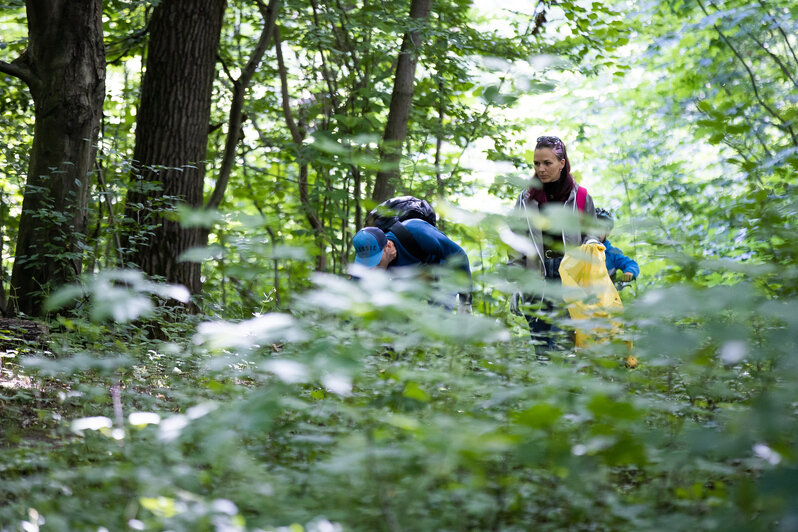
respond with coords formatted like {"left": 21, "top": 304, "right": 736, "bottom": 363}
{"left": 0, "top": 365, "right": 37, "bottom": 391}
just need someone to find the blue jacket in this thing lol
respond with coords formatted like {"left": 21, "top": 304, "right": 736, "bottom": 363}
{"left": 604, "top": 238, "right": 639, "bottom": 279}
{"left": 387, "top": 219, "right": 471, "bottom": 277}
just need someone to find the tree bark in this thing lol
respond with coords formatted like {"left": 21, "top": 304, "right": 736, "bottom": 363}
{"left": 124, "top": 0, "right": 227, "bottom": 297}
{"left": 371, "top": 0, "right": 432, "bottom": 203}
{"left": 2, "top": 0, "right": 105, "bottom": 316}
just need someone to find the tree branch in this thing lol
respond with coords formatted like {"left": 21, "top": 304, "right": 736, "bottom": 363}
{"left": 744, "top": 29, "right": 798, "bottom": 89}
{"left": 696, "top": 0, "right": 797, "bottom": 146}
{"left": 717, "top": 84, "right": 774, "bottom": 160}
{"left": 0, "top": 52, "right": 37, "bottom": 89}
{"left": 309, "top": 0, "right": 341, "bottom": 111}
{"left": 217, "top": 53, "right": 237, "bottom": 84}
{"left": 94, "top": 161, "right": 124, "bottom": 263}
{"left": 757, "top": 0, "right": 798, "bottom": 68}
{"left": 435, "top": 77, "right": 445, "bottom": 197}
{"left": 240, "top": 152, "right": 281, "bottom": 307}
{"left": 275, "top": 27, "right": 324, "bottom": 235}
{"left": 275, "top": 27, "right": 305, "bottom": 145}
{"left": 334, "top": 0, "right": 362, "bottom": 78}
{"left": 206, "top": 0, "right": 281, "bottom": 210}
{"left": 318, "top": 0, "right": 369, "bottom": 229}
{"left": 107, "top": 22, "right": 150, "bottom": 66}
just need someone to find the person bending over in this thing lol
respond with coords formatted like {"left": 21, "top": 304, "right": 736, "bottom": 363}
{"left": 352, "top": 218, "right": 472, "bottom": 312}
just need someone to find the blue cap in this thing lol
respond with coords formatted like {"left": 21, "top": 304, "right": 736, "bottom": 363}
{"left": 353, "top": 227, "right": 387, "bottom": 268}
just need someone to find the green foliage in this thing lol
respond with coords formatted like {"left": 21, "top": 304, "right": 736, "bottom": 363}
{"left": 46, "top": 270, "right": 190, "bottom": 323}
{"left": 2, "top": 247, "right": 797, "bottom": 530}
{"left": 1, "top": 0, "right": 797, "bottom": 530}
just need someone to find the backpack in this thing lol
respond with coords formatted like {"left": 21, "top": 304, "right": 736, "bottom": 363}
{"left": 365, "top": 196, "right": 438, "bottom": 263}
{"left": 576, "top": 185, "right": 587, "bottom": 213}
{"left": 365, "top": 196, "right": 437, "bottom": 232}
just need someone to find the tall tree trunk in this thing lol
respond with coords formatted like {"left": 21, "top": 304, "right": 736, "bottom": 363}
{"left": 124, "top": 0, "right": 226, "bottom": 297}
{"left": 371, "top": 0, "right": 432, "bottom": 203}
{"left": 0, "top": 0, "right": 105, "bottom": 316}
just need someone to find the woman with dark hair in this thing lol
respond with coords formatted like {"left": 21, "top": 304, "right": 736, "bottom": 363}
{"left": 510, "top": 135, "right": 599, "bottom": 351}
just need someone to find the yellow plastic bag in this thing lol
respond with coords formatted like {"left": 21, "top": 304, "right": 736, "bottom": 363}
{"left": 559, "top": 242, "right": 623, "bottom": 348}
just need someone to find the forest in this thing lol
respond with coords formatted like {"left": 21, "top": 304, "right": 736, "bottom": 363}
{"left": 0, "top": 0, "right": 796, "bottom": 530}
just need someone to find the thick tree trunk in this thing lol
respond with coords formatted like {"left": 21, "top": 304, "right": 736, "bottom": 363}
{"left": 371, "top": 0, "right": 432, "bottom": 202}
{"left": 2, "top": 0, "right": 105, "bottom": 316}
{"left": 124, "top": 0, "right": 226, "bottom": 297}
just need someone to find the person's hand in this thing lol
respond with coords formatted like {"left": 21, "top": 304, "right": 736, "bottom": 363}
{"left": 510, "top": 292, "right": 523, "bottom": 316}
{"left": 621, "top": 271, "right": 634, "bottom": 282}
